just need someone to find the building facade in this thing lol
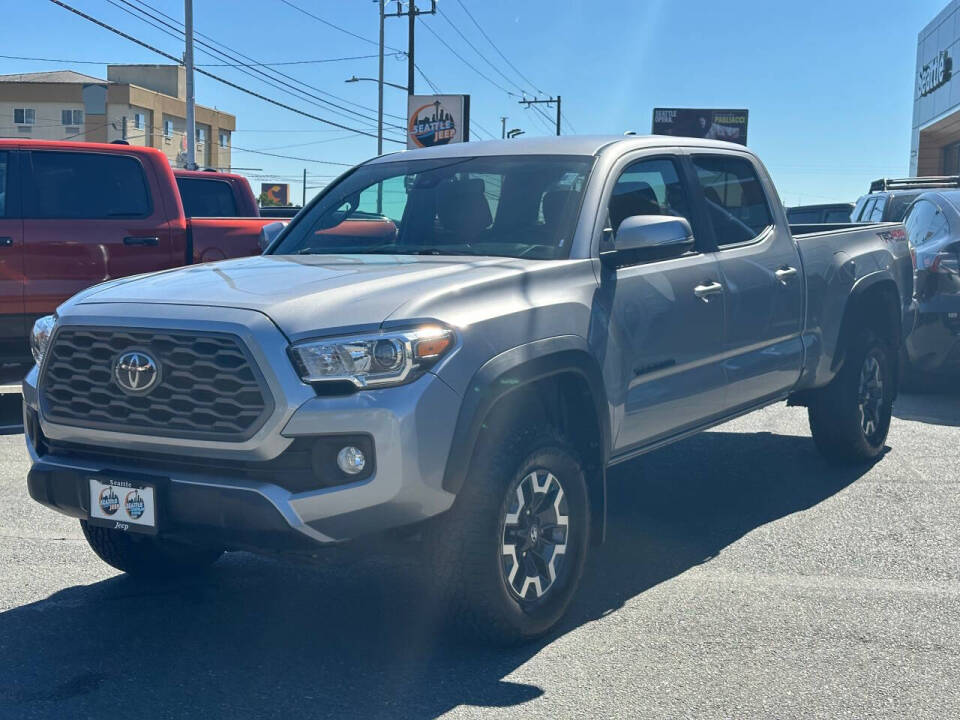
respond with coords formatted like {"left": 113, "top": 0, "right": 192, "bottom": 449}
{"left": 912, "top": 1, "right": 960, "bottom": 176}
{"left": 0, "top": 65, "right": 233, "bottom": 169}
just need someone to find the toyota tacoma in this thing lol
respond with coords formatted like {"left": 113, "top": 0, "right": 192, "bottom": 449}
{"left": 23, "top": 136, "right": 916, "bottom": 642}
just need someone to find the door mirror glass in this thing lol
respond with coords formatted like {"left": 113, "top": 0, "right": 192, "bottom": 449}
{"left": 605, "top": 215, "right": 694, "bottom": 264}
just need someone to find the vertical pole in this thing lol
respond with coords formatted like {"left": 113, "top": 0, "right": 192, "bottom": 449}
{"left": 407, "top": 1, "right": 416, "bottom": 96}
{"left": 302, "top": 168, "right": 307, "bottom": 207}
{"left": 377, "top": 0, "right": 385, "bottom": 214}
{"left": 377, "top": 0, "right": 384, "bottom": 157}
{"left": 501, "top": 116, "right": 507, "bottom": 139}
{"left": 184, "top": 0, "right": 196, "bottom": 169}
{"left": 555, "top": 95, "right": 561, "bottom": 136}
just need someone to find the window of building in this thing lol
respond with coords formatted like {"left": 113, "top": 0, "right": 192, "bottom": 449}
{"left": 219, "top": 131, "right": 228, "bottom": 149}
{"left": 134, "top": 112, "right": 145, "bottom": 130}
{"left": 14, "top": 108, "right": 35, "bottom": 125}
{"left": 61, "top": 109, "right": 83, "bottom": 126}
{"left": 176, "top": 177, "right": 238, "bottom": 217}
{"left": 164, "top": 119, "right": 173, "bottom": 139}
{"left": 26, "top": 151, "right": 151, "bottom": 219}
{"left": 196, "top": 128, "right": 206, "bottom": 144}
{"left": 692, "top": 155, "right": 773, "bottom": 246}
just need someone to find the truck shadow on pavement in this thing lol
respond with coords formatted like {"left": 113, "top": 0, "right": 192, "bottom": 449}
{"left": 0, "top": 430, "right": 873, "bottom": 719}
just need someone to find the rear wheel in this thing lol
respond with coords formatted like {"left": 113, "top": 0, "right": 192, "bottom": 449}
{"left": 80, "top": 520, "right": 223, "bottom": 577}
{"left": 808, "top": 329, "right": 895, "bottom": 464}
{"left": 433, "top": 428, "right": 590, "bottom": 644}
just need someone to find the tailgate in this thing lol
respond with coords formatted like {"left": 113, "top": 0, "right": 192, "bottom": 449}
{"left": 188, "top": 218, "right": 282, "bottom": 263}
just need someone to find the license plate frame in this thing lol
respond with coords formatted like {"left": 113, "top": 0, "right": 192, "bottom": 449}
{"left": 88, "top": 476, "right": 159, "bottom": 535}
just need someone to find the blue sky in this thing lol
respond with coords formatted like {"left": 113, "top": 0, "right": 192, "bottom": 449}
{"left": 0, "top": 0, "right": 949, "bottom": 206}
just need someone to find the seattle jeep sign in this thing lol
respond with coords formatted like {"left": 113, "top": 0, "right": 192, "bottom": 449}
{"left": 919, "top": 50, "right": 951, "bottom": 97}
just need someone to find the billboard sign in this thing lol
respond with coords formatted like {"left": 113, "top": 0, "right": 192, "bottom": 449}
{"left": 652, "top": 108, "right": 749, "bottom": 146}
{"left": 406, "top": 94, "right": 470, "bottom": 149}
{"left": 260, "top": 183, "right": 290, "bottom": 206}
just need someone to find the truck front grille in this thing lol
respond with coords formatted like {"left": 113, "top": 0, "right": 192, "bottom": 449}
{"left": 39, "top": 327, "right": 273, "bottom": 441}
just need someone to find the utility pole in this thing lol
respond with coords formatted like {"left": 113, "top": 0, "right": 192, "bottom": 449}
{"left": 184, "top": 0, "right": 196, "bottom": 169}
{"left": 518, "top": 96, "right": 562, "bottom": 136}
{"left": 389, "top": 1, "right": 437, "bottom": 98}
{"left": 377, "top": 0, "right": 384, "bottom": 157}
{"left": 501, "top": 116, "right": 507, "bottom": 139}
{"left": 302, "top": 168, "right": 307, "bottom": 207}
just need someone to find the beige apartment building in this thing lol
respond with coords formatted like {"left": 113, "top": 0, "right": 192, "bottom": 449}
{"left": 0, "top": 64, "right": 234, "bottom": 169}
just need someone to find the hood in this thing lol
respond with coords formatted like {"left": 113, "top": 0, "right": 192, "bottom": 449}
{"left": 72, "top": 254, "right": 537, "bottom": 339}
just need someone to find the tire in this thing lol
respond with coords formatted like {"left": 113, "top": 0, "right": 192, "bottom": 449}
{"left": 808, "top": 329, "right": 895, "bottom": 465}
{"left": 431, "top": 427, "right": 590, "bottom": 645}
{"left": 80, "top": 520, "right": 223, "bottom": 577}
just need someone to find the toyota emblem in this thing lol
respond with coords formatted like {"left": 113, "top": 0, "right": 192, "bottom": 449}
{"left": 114, "top": 351, "right": 160, "bottom": 394}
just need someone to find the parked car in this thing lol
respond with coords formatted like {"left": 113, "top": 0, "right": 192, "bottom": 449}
{"left": 851, "top": 176, "right": 960, "bottom": 224}
{"left": 0, "top": 140, "right": 280, "bottom": 364}
{"left": 23, "top": 135, "right": 915, "bottom": 643}
{"left": 786, "top": 202, "right": 854, "bottom": 224}
{"left": 902, "top": 190, "right": 960, "bottom": 378}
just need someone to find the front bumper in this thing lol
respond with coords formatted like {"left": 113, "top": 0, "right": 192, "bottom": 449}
{"left": 23, "top": 306, "right": 462, "bottom": 550}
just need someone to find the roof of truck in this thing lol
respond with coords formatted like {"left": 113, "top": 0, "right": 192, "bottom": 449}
{"left": 366, "top": 134, "right": 751, "bottom": 164}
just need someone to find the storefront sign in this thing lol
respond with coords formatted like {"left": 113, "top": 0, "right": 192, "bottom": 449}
{"left": 919, "top": 51, "right": 951, "bottom": 96}
{"left": 652, "top": 108, "right": 749, "bottom": 146}
{"left": 406, "top": 95, "right": 470, "bottom": 149}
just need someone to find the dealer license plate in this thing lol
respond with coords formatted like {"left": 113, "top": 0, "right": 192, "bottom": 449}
{"left": 88, "top": 477, "right": 157, "bottom": 534}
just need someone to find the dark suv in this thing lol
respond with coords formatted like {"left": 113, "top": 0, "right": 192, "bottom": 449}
{"left": 853, "top": 176, "right": 960, "bottom": 224}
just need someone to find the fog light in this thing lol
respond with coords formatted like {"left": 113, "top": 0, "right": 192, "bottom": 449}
{"left": 337, "top": 446, "right": 366, "bottom": 475}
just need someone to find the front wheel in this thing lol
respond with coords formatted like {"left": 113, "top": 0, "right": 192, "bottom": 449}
{"left": 808, "top": 329, "right": 895, "bottom": 464}
{"left": 433, "top": 429, "right": 590, "bottom": 644}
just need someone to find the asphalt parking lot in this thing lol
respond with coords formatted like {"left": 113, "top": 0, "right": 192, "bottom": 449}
{"left": 0, "top": 392, "right": 958, "bottom": 719}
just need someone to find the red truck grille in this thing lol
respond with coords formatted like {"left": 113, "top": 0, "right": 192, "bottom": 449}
{"left": 39, "top": 327, "right": 273, "bottom": 441}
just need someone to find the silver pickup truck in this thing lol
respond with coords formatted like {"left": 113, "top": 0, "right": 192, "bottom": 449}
{"left": 23, "top": 136, "right": 915, "bottom": 643}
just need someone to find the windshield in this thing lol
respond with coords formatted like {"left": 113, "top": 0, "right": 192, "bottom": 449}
{"left": 270, "top": 155, "right": 594, "bottom": 260}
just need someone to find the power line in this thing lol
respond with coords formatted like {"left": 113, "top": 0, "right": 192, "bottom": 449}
{"left": 417, "top": 15, "right": 517, "bottom": 97}
{"left": 452, "top": 0, "right": 544, "bottom": 96}
{"left": 436, "top": 8, "right": 528, "bottom": 97}
{"left": 277, "top": 0, "right": 403, "bottom": 53}
{"left": 0, "top": 52, "right": 396, "bottom": 67}
{"left": 230, "top": 143, "right": 357, "bottom": 166}
{"left": 46, "top": 0, "right": 406, "bottom": 144}
{"left": 110, "top": 0, "right": 407, "bottom": 128}
{"left": 449, "top": 0, "right": 576, "bottom": 133}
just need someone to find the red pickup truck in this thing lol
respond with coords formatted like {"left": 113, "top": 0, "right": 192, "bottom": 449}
{"left": 0, "top": 140, "right": 276, "bottom": 363}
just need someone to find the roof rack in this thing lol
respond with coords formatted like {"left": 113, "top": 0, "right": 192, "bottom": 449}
{"left": 870, "top": 176, "right": 960, "bottom": 192}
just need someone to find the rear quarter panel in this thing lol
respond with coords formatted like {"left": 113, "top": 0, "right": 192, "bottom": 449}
{"left": 794, "top": 222, "right": 912, "bottom": 389}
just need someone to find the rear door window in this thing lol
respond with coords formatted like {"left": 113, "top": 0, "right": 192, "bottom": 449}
{"left": 26, "top": 151, "right": 151, "bottom": 219}
{"left": 869, "top": 195, "right": 887, "bottom": 222}
{"left": 691, "top": 155, "right": 773, "bottom": 246}
{"left": 176, "top": 177, "right": 239, "bottom": 217}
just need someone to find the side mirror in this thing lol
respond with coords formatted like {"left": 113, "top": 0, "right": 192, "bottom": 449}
{"left": 603, "top": 215, "right": 694, "bottom": 266}
{"left": 259, "top": 221, "right": 286, "bottom": 253}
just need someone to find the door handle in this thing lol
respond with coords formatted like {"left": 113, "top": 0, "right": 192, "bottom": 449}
{"left": 123, "top": 236, "right": 159, "bottom": 247}
{"left": 0, "top": 237, "right": 13, "bottom": 248}
{"left": 775, "top": 266, "right": 799, "bottom": 284}
{"left": 694, "top": 281, "right": 723, "bottom": 300}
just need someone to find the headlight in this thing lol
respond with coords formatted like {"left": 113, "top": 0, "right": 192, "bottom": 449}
{"left": 289, "top": 325, "right": 454, "bottom": 389}
{"left": 30, "top": 314, "right": 57, "bottom": 366}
